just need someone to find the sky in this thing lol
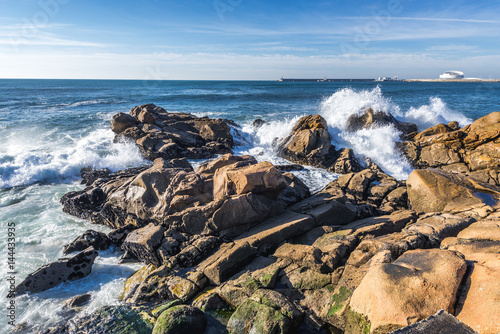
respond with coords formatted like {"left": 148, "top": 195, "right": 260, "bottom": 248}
{"left": 0, "top": 0, "right": 499, "bottom": 80}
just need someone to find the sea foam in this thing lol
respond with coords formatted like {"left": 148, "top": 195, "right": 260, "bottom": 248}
{"left": 0, "top": 127, "right": 147, "bottom": 188}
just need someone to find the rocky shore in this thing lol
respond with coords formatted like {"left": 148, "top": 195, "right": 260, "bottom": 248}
{"left": 15, "top": 104, "right": 500, "bottom": 334}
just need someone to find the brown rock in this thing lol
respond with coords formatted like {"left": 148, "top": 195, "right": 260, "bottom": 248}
{"left": 456, "top": 220, "right": 500, "bottom": 241}
{"left": 213, "top": 161, "right": 287, "bottom": 201}
{"left": 455, "top": 253, "right": 500, "bottom": 334}
{"left": 349, "top": 249, "right": 467, "bottom": 332}
{"left": 406, "top": 169, "right": 500, "bottom": 213}
{"left": 277, "top": 114, "right": 337, "bottom": 170}
{"left": 121, "top": 223, "right": 165, "bottom": 267}
{"left": 110, "top": 112, "right": 138, "bottom": 134}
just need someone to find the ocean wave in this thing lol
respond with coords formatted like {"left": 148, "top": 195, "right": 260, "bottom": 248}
{"left": 0, "top": 128, "right": 147, "bottom": 189}
{"left": 404, "top": 97, "right": 472, "bottom": 130}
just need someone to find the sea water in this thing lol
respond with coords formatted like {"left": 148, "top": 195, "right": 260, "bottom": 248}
{"left": 0, "top": 79, "right": 499, "bottom": 332}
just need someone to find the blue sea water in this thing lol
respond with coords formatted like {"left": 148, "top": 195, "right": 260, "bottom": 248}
{"left": 0, "top": 79, "right": 499, "bottom": 332}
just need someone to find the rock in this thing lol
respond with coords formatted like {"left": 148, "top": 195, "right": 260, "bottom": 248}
{"left": 123, "top": 264, "right": 157, "bottom": 299}
{"left": 65, "top": 294, "right": 92, "bottom": 308}
{"left": 113, "top": 104, "right": 235, "bottom": 161}
{"left": 121, "top": 223, "right": 165, "bottom": 267}
{"left": 63, "top": 230, "right": 111, "bottom": 254}
{"left": 108, "top": 224, "right": 136, "bottom": 245}
{"left": 275, "top": 164, "right": 304, "bottom": 172}
{"left": 389, "top": 310, "right": 476, "bottom": 334}
{"left": 349, "top": 249, "right": 467, "bottom": 333}
{"left": 110, "top": 113, "right": 138, "bottom": 134}
{"left": 153, "top": 305, "right": 206, "bottom": 334}
{"left": 195, "top": 154, "right": 257, "bottom": 176}
{"left": 15, "top": 247, "right": 98, "bottom": 295}
{"left": 277, "top": 114, "right": 337, "bottom": 170}
{"left": 455, "top": 252, "right": 500, "bottom": 334}
{"left": 66, "top": 305, "right": 153, "bottom": 334}
{"left": 346, "top": 107, "right": 417, "bottom": 137}
{"left": 252, "top": 119, "right": 267, "bottom": 128}
{"left": 399, "top": 111, "right": 500, "bottom": 186}
{"left": 403, "top": 213, "right": 475, "bottom": 246}
{"left": 456, "top": 220, "right": 500, "bottom": 241}
{"left": 406, "top": 169, "right": 500, "bottom": 213}
{"left": 80, "top": 167, "right": 111, "bottom": 186}
{"left": 227, "top": 289, "right": 302, "bottom": 334}
{"left": 213, "top": 161, "right": 287, "bottom": 201}
{"left": 332, "top": 148, "right": 363, "bottom": 174}
{"left": 200, "top": 210, "right": 315, "bottom": 285}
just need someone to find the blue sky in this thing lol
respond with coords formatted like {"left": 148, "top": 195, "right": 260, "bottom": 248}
{"left": 0, "top": 0, "right": 499, "bottom": 79}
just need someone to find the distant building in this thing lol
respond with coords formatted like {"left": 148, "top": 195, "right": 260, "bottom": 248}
{"left": 439, "top": 71, "right": 464, "bottom": 79}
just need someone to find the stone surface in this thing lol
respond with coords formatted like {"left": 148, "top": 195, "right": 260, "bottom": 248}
{"left": 65, "top": 294, "right": 92, "bottom": 308}
{"left": 15, "top": 247, "right": 98, "bottom": 295}
{"left": 389, "top": 310, "right": 476, "bottom": 334}
{"left": 406, "top": 168, "right": 500, "bottom": 213}
{"left": 63, "top": 230, "right": 111, "bottom": 254}
{"left": 113, "top": 104, "right": 234, "bottom": 161}
{"left": 152, "top": 305, "right": 206, "bottom": 334}
{"left": 349, "top": 249, "right": 467, "bottom": 333}
{"left": 121, "top": 223, "right": 165, "bottom": 266}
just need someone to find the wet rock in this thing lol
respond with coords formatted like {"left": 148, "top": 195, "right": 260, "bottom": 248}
{"left": 346, "top": 107, "right": 417, "bottom": 137}
{"left": 15, "top": 247, "right": 98, "bottom": 295}
{"left": 63, "top": 230, "right": 111, "bottom": 254}
{"left": 252, "top": 118, "right": 267, "bottom": 128}
{"left": 67, "top": 305, "right": 153, "bottom": 334}
{"left": 277, "top": 114, "right": 337, "bottom": 170}
{"left": 275, "top": 164, "right": 304, "bottom": 172}
{"left": 153, "top": 305, "right": 206, "bottom": 334}
{"left": 80, "top": 167, "right": 111, "bottom": 186}
{"left": 65, "top": 294, "right": 92, "bottom": 308}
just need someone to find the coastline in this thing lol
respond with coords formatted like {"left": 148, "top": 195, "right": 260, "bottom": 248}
{"left": 12, "top": 103, "right": 500, "bottom": 334}
{"left": 404, "top": 78, "right": 500, "bottom": 82}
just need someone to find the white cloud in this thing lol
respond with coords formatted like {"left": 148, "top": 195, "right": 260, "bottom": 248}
{"left": 1, "top": 50, "right": 499, "bottom": 80}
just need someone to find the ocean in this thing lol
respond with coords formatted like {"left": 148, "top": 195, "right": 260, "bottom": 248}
{"left": 1, "top": 79, "right": 499, "bottom": 332}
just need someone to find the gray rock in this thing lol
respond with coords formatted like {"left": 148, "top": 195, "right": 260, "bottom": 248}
{"left": 63, "top": 230, "right": 111, "bottom": 254}
{"left": 15, "top": 247, "right": 98, "bottom": 295}
{"left": 389, "top": 310, "right": 477, "bottom": 334}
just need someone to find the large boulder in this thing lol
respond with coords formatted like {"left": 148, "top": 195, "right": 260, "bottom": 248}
{"left": 110, "top": 112, "right": 138, "bottom": 134}
{"left": 348, "top": 249, "right": 467, "bottom": 333}
{"left": 406, "top": 169, "right": 500, "bottom": 213}
{"left": 112, "top": 104, "right": 234, "bottom": 161}
{"left": 121, "top": 223, "right": 165, "bottom": 267}
{"left": 213, "top": 161, "right": 287, "bottom": 201}
{"left": 399, "top": 111, "right": 500, "bottom": 186}
{"left": 346, "top": 107, "right": 417, "bottom": 137}
{"left": 276, "top": 114, "right": 339, "bottom": 170}
{"left": 152, "top": 305, "right": 206, "bottom": 334}
{"left": 227, "top": 289, "right": 302, "bottom": 334}
{"left": 15, "top": 247, "right": 98, "bottom": 295}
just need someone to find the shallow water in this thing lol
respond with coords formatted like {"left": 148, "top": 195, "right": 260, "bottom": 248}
{"left": 0, "top": 79, "right": 499, "bottom": 332}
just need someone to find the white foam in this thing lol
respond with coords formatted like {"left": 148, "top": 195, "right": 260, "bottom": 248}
{"left": 0, "top": 128, "right": 147, "bottom": 188}
{"left": 404, "top": 97, "right": 472, "bottom": 130}
{"left": 320, "top": 86, "right": 402, "bottom": 132}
